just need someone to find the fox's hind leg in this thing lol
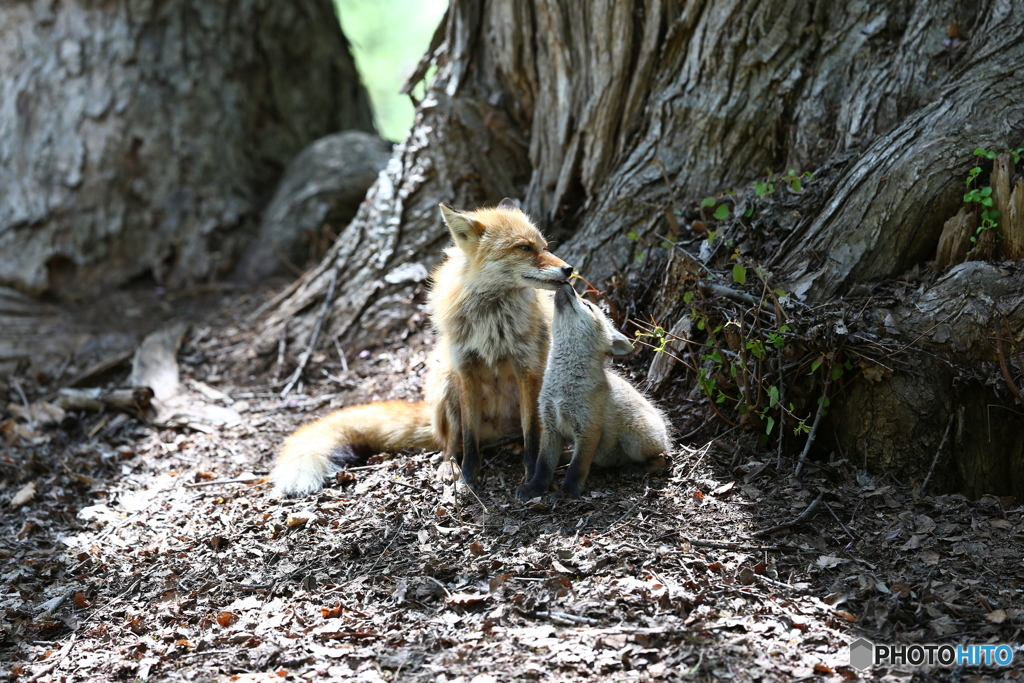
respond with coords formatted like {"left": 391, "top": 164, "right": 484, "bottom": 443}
{"left": 561, "top": 421, "right": 605, "bottom": 499}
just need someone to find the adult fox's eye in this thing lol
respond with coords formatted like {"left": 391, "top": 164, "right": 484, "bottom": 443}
{"left": 518, "top": 245, "right": 533, "bottom": 252}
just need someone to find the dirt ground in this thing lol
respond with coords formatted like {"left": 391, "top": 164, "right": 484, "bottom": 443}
{"left": 1, "top": 285, "right": 1022, "bottom": 682}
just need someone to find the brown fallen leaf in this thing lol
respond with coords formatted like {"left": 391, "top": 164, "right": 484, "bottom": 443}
{"left": 286, "top": 511, "right": 317, "bottom": 527}
{"left": 737, "top": 567, "right": 756, "bottom": 585}
{"left": 986, "top": 608, "right": 1007, "bottom": 624}
{"left": 712, "top": 481, "right": 736, "bottom": 496}
{"left": 446, "top": 592, "right": 491, "bottom": 606}
{"left": 470, "top": 541, "right": 485, "bottom": 556}
{"left": 216, "top": 611, "right": 237, "bottom": 627}
{"left": 10, "top": 481, "right": 36, "bottom": 507}
{"left": 1, "top": 418, "right": 34, "bottom": 444}
{"left": 489, "top": 573, "right": 513, "bottom": 592}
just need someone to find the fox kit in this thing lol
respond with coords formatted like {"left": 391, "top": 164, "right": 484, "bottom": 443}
{"left": 272, "top": 199, "right": 572, "bottom": 496}
{"left": 515, "top": 283, "right": 671, "bottom": 500}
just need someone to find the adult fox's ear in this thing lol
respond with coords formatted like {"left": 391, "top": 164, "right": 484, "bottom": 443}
{"left": 440, "top": 203, "right": 485, "bottom": 246}
{"left": 497, "top": 197, "right": 520, "bottom": 211}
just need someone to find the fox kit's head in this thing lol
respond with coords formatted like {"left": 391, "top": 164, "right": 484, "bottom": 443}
{"left": 439, "top": 199, "right": 573, "bottom": 290}
{"left": 553, "top": 284, "right": 634, "bottom": 356}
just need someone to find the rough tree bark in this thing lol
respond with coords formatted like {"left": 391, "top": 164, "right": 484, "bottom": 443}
{"left": 0, "top": 0, "right": 373, "bottom": 297}
{"left": 261, "top": 0, "right": 1024, "bottom": 497}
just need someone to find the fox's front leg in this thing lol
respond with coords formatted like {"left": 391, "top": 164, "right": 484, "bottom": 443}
{"left": 515, "top": 367, "right": 543, "bottom": 481}
{"left": 456, "top": 367, "right": 484, "bottom": 486}
{"left": 561, "top": 421, "right": 604, "bottom": 499}
{"left": 515, "top": 422, "right": 562, "bottom": 501}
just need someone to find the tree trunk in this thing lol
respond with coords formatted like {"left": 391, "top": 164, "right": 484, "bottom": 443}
{"left": 0, "top": 0, "right": 373, "bottom": 297}
{"left": 260, "top": 0, "right": 1024, "bottom": 498}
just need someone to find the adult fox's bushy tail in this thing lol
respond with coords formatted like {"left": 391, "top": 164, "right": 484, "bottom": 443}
{"left": 272, "top": 401, "right": 436, "bottom": 496}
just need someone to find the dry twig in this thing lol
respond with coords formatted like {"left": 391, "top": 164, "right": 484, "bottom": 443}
{"left": 920, "top": 414, "right": 955, "bottom": 494}
{"left": 751, "top": 491, "right": 825, "bottom": 538}
{"left": 281, "top": 268, "right": 338, "bottom": 398}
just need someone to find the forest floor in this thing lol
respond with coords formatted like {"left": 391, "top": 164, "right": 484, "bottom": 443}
{"left": 1, "top": 285, "right": 1022, "bottom": 683}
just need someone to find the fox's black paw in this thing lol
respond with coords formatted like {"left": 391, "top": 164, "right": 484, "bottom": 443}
{"left": 560, "top": 476, "right": 585, "bottom": 499}
{"left": 515, "top": 480, "right": 549, "bottom": 501}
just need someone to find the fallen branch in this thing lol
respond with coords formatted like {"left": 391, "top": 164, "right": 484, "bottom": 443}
{"left": 751, "top": 491, "right": 825, "bottom": 538}
{"left": 281, "top": 268, "right": 338, "bottom": 398}
{"left": 538, "top": 610, "right": 602, "bottom": 626}
{"left": 55, "top": 386, "right": 154, "bottom": 412}
{"left": 794, "top": 377, "right": 831, "bottom": 477}
{"left": 183, "top": 476, "right": 262, "bottom": 489}
{"left": 920, "top": 414, "right": 955, "bottom": 494}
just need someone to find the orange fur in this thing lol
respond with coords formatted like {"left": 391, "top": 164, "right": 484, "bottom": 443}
{"left": 272, "top": 401, "right": 434, "bottom": 496}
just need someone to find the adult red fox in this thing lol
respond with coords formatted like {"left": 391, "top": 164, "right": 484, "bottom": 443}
{"left": 272, "top": 199, "right": 573, "bottom": 495}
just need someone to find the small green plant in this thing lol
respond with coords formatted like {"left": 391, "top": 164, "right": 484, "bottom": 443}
{"left": 964, "top": 148, "right": 1000, "bottom": 243}
{"left": 753, "top": 177, "right": 775, "bottom": 197}
{"left": 753, "top": 169, "right": 814, "bottom": 197}
{"left": 700, "top": 196, "right": 732, "bottom": 221}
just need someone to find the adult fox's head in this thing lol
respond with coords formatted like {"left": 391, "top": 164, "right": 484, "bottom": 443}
{"left": 439, "top": 199, "right": 572, "bottom": 291}
{"left": 553, "top": 283, "right": 634, "bottom": 357}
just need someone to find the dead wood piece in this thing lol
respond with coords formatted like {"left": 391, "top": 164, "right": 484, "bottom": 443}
{"left": 934, "top": 208, "right": 975, "bottom": 269}
{"left": 1005, "top": 177, "right": 1024, "bottom": 260}
{"left": 130, "top": 324, "right": 187, "bottom": 401}
{"left": 991, "top": 152, "right": 1015, "bottom": 258}
{"left": 646, "top": 316, "right": 692, "bottom": 393}
{"left": 751, "top": 491, "right": 825, "bottom": 538}
{"left": 56, "top": 387, "right": 154, "bottom": 412}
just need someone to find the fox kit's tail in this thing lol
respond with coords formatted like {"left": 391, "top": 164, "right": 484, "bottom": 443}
{"left": 272, "top": 401, "right": 436, "bottom": 496}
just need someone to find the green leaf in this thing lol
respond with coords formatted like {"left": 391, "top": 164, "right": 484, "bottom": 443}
{"left": 743, "top": 205, "right": 754, "bottom": 218}
{"left": 683, "top": 291, "right": 695, "bottom": 304}
{"left": 790, "top": 178, "right": 802, "bottom": 192}
{"left": 700, "top": 196, "right": 717, "bottom": 208}
{"left": 810, "top": 357, "right": 823, "bottom": 374}
{"left": 626, "top": 228, "right": 639, "bottom": 241}
{"left": 765, "top": 416, "right": 775, "bottom": 435}
{"left": 818, "top": 396, "right": 831, "bottom": 408}
{"left": 831, "top": 365, "right": 843, "bottom": 381}
{"left": 768, "top": 385, "right": 780, "bottom": 408}
{"left": 732, "top": 264, "right": 747, "bottom": 284}
{"left": 713, "top": 204, "right": 731, "bottom": 221}
{"left": 634, "top": 251, "right": 645, "bottom": 263}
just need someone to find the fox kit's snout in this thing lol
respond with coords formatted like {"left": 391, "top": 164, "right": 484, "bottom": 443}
{"left": 516, "top": 283, "right": 671, "bottom": 500}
